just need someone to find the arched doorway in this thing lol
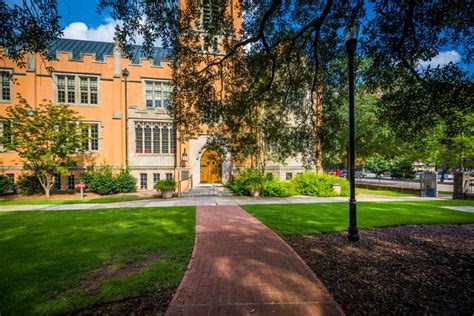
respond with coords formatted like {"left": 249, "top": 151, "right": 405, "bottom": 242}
{"left": 200, "top": 149, "right": 222, "bottom": 184}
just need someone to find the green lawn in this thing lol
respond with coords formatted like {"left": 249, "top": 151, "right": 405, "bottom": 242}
{"left": 0, "top": 196, "right": 148, "bottom": 205}
{"left": 356, "top": 188, "right": 416, "bottom": 197}
{"left": 242, "top": 200, "right": 474, "bottom": 236}
{"left": 0, "top": 206, "right": 195, "bottom": 315}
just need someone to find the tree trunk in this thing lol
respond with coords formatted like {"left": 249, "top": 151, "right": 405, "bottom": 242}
{"left": 312, "top": 83, "right": 323, "bottom": 175}
{"left": 38, "top": 174, "right": 54, "bottom": 197}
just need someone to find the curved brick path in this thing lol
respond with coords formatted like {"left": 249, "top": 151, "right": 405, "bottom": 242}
{"left": 166, "top": 206, "right": 343, "bottom": 316}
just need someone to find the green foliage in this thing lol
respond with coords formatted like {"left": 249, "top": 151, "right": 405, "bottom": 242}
{"left": 154, "top": 179, "right": 176, "bottom": 191}
{"left": 390, "top": 159, "right": 416, "bottom": 179}
{"left": 115, "top": 170, "right": 138, "bottom": 193}
{"left": 226, "top": 178, "right": 247, "bottom": 196}
{"left": 365, "top": 155, "right": 391, "bottom": 177}
{"left": 80, "top": 168, "right": 137, "bottom": 195}
{"left": 0, "top": 99, "right": 86, "bottom": 197}
{"left": 0, "top": 175, "right": 12, "bottom": 195}
{"left": 226, "top": 168, "right": 264, "bottom": 196}
{"left": 291, "top": 172, "right": 349, "bottom": 197}
{"left": 262, "top": 176, "right": 295, "bottom": 197}
{"left": 15, "top": 175, "right": 43, "bottom": 195}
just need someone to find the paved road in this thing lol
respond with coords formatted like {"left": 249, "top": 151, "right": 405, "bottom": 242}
{"left": 0, "top": 195, "right": 449, "bottom": 212}
{"left": 356, "top": 178, "right": 454, "bottom": 192}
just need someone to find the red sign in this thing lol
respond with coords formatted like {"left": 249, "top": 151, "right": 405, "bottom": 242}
{"left": 75, "top": 182, "right": 86, "bottom": 189}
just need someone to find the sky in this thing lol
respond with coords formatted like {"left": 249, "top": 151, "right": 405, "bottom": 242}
{"left": 5, "top": 0, "right": 470, "bottom": 71}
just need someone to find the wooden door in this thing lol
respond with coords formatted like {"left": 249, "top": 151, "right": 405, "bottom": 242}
{"left": 200, "top": 150, "right": 222, "bottom": 183}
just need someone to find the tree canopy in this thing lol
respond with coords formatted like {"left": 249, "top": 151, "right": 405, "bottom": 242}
{"left": 0, "top": 99, "right": 86, "bottom": 196}
{"left": 2, "top": 0, "right": 473, "bottom": 170}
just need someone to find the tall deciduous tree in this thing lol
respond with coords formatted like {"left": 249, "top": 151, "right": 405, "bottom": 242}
{"left": 1, "top": 99, "right": 86, "bottom": 197}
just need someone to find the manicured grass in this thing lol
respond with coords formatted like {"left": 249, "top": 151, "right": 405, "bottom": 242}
{"left": 0, "top": 196, "right": 148, "bottom": 205}
{"left": 356, "top": 188, "right": 416, "bottom": 197}
{"left": 0, "top": 206, "right": 195, "bottom": 315}
{"left": 242, "top": 200, "right": 474, "bottom": 236}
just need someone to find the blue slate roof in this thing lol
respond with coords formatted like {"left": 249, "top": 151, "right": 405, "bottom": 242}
{"left": 48, "top": 38, "right": 171, "bottom": 66}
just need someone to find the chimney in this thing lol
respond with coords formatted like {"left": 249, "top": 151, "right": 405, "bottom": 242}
{"left": 113, "top": 25, "right": 122, "bottom": 78}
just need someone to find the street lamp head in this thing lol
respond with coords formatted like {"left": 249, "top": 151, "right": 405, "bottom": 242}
{"left": 122, "top": 68, "right": 129, "bottom": 78}
{"left": 181, "top": 148, "right": 188, "bottom": 167}
{"left": 182, "top": 149, "right": 188, "bottom": 162}
{"left": 345, "top": 25, "right": 359, "bottom": 43}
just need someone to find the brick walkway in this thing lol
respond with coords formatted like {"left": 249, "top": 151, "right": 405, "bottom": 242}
{"left": 166, "top": 206, "right": 343, "bottom": 316}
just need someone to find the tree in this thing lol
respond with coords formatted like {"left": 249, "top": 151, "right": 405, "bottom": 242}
{"left": 364, "top": 154, "right": 390, "bottom": 178}
{"left": 390, "top": 158, "right": 415, "bottom": 180}
{"left": 0, "top": 99, "right": 86, "bottom": 197}
{"left": 0, "top": 0, "right": 62, "bottom": 69}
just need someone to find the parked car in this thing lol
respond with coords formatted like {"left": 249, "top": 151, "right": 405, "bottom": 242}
{"left": 355, "top": 171, "right": 366, "bottom": 178}
{"left": 328, "top": 169, "right": 343, "bottom": 177}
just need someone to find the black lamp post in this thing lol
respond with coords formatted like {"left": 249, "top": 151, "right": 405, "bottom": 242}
{"left": 122, "top": 68, "right": 129, "bottom": 167}
{"left": 345, "top": 26, "right": 360, "bottom": 242}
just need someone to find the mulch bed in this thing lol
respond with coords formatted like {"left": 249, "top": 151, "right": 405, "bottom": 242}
{"left": 287, "top": 224, "right": 474, "bottom": 315}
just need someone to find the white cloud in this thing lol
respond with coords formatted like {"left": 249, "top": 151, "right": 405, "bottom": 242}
{"left": 62, "top": 17, "right": 144, "bottom": 44}
{"left": 63, "top": 17, "right": 119, "bottom": 42}
{"left": 419, "top": 50, "right": 461, "bottom": 68}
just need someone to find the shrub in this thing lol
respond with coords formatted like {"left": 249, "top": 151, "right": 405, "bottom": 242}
{"left": 226, "top": 168, "right": 263, "bottom": 195}
{"left": 226, "top": 178, "right": 247, "bottom": 196}
{"left": 262, "top": 177, "right": 295, "bottom": 197}
{"left": 291, "top": 172, "right": 349, "bottom": 197}
{"left": 80, "top": 168, "right": 137, "bottom": 195}
{"left": 115, "top": 170, "right": 137, "bottom": 193}
{"left": 0, "top": 175, "right": 12, "bottom": 195}
{"left": 154, "top": 179, "right": 176, "bottom": 191}
{"left": 390, "top": 159, "right": 415, "bottom": 179}
{"left": 16, "top": 175, "right": 43, "bottom": 195}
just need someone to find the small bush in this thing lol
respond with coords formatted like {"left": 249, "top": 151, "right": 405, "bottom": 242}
{"left": 16, "top": 175, "right": 43, "bottom": 195}
{"left": 262, "top": 177, "right": 295, "bottom": 197}
{"left": 0, "top": 175, "right": 12, "bottom": 195}
{"left": 154, "top": 179, "right": 176, "bottom": 191}
{"left": 80, "top": 168, "right": 137, "bottom": 195}
{"left": 115, "top": 170, "right": 137, "bottom": 193}
{"left": 291, "top": 172, "right": 349, "bottom": 197}
{"left": 226, "top": 178, "right": 247, "bottom": 196}
{"left": 226, "top": 168, "right": 263, "bottom": 195}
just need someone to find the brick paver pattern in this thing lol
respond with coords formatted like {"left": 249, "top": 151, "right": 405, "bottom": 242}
{"left": 166, "top": 206, "right": 343, "bottom": 316}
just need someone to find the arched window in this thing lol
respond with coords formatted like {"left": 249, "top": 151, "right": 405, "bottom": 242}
{"left": 162, "top": 126, "right": 169, "bottom": 154}
{"left": 135, "top": 124, "right": 143, "bottom": 153}
{"left": 144, "top": 126, "right": 152, "bottom": 153}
